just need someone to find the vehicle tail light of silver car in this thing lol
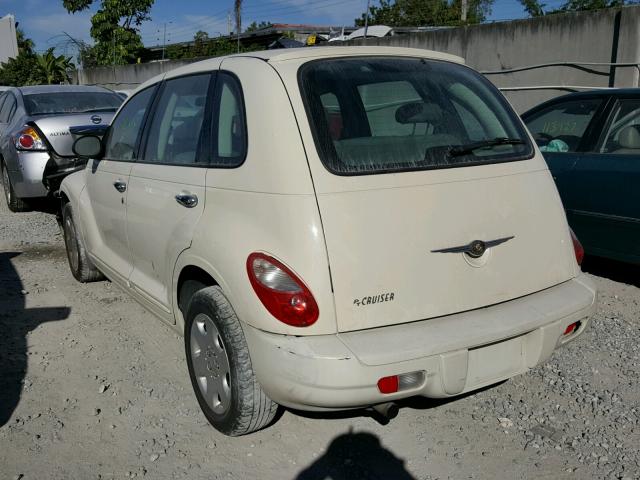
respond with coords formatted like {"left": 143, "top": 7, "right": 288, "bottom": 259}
{"left": 247, "top": 252, "right": 319, "bottom": 327}
{"left": 570, "top": 228, "right": 584, "bottom": 266}
{"left": 377, "top": 371, "right": 426, "bottom": 394}
{"left": 15, "top": 125, "right": 47, "bottom": 151}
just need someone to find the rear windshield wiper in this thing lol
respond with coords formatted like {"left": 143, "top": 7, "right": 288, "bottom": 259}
{"left": 448, "top": 137, "right": 526, "bottom": 157}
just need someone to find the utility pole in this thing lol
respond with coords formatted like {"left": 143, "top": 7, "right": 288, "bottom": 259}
{"left": 363, "top": 0, "right": 371, "bottom": 40}
{"left": 461, "top": 0, "right": 468, "bottom": 23}
{"left": 162, "top": 22, "right": 167, "bottom": 60}
{"left": 235, "top": 0, "right": 242, "bottom": 53}
{"left": 227, "top": 12, "right": 232, "bottom": 36}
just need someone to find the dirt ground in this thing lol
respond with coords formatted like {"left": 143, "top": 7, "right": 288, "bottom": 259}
{"left": 1, "top": 195, "right": 639, "bottom": 480}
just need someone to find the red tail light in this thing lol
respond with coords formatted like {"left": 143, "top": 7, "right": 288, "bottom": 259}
{"left": 570, "top": 228, "right": 584, "bottom": 266}
{"left": 247, "top": 253, "right": 319, "bottom": 327}
{"left": 15, "top": 126, "right": 47, "bottom": 151}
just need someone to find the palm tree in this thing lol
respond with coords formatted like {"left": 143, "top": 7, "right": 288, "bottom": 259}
{"left": 36, "top": 49, "right": 74, "bottom": 84}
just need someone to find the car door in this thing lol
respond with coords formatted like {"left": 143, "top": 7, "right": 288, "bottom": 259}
{"left": 82, "top": 86, "right": 157, "bottom": 283}
{"left": 523, "top": 95, "right": 607, "bottom": 199}
{"left": 562, "top": 97, "right": 640, "bottom": 262}
{"left": 125, "top": 73, "right": 212, "bottom": 318}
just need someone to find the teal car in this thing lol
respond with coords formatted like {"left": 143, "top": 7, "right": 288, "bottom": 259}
{"left": 522, "top": 89, "right": 640, "bottom": 264}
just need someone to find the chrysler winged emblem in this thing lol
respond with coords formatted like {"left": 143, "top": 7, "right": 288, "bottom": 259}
{"left": 431, "top": 236, "right": 515, "bottom": 258}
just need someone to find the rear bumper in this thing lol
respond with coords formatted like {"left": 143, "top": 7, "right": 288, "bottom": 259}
{"left": 243, "top": 274, "right": 596, "bottom": 411}
{"left": 10, "top": 151, "right": 50, "bottom": 198}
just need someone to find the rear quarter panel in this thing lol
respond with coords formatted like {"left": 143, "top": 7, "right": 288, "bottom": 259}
{"left": 183, "top": 57, "right": 337, "bottom": 336}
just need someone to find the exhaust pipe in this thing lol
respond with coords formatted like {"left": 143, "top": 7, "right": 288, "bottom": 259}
{"left": 370, "top": 402, "right": 399, "bottom": 424}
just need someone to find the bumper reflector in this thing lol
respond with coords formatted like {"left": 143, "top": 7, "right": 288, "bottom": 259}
{"left": 378, "top": 371, "right": 425, "bottom": 394}
{"left": 564, "top": 321, "right": 581, "bottom": 336}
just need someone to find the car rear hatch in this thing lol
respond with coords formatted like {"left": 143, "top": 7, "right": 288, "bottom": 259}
{"left": 295, "top": 56, "right": 577, "bottom": 333}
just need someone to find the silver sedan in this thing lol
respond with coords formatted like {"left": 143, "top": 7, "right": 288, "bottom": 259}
{"left": 0, "top": 85, "right": 122, "bottom": 212}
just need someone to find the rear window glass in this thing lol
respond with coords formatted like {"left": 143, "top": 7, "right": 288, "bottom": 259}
{"left": 299, "top": 57, "right": 533, "bottom": 175}
{"left": 24, "top": 92, "right": 123, "bottom": 116}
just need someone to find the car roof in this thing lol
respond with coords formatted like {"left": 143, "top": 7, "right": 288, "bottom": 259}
{"left": 17, "top": 85, "right": 115, "bottom": 95}
{"left": 136, "top": 46, "right": 466, "bottom": 92}
{"left": 522, "top": 87, "right": 640, "bottom": 117}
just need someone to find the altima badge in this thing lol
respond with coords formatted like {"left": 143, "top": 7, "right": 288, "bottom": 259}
{"left": 431, "top": 236, "right": 515, "bottom": 258}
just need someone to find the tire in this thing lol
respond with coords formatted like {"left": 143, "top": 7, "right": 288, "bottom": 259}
{"left": 62, "top": 202, "right": 104, "bottom": 283}
{"left": 1, "top": 161, "right": 30, "bottom": 212}
{"left": 185, "top": 286, "right": 278, "bottom": 436}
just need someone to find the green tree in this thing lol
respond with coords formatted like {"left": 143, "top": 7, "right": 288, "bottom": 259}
{"left": 16, "top": 28, "right": 35, "bottom": 54}
{"left": 246, "top": 21, "right": 272, "bottom": 32}
{"left": 519, "top": 0, "right": 546, "bottom": 16}
{"left": 61, "top": 0, "right": 154, "bottom": 65}
{"left": 0, "top": 54, "right": 39, "bottom": 86}
{"left": 35, "top": 48, "right": 74, "bottom": 84}
{"left": 519, "top": 0, "right": 632, "bottom": 16}
{"left": 355, "top": 0, "right": 492, "bottom": 27}
{"left": 0, "top": 30, "right": 38, "bottom": 86}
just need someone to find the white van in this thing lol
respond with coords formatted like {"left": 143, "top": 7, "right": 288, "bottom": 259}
{"left": 61, "top": 47, "right": 596, "bottom": 436}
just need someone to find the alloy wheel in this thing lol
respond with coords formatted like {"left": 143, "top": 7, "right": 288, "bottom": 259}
{"left": 190, "top": 313, "right": 232, "bottom": 415}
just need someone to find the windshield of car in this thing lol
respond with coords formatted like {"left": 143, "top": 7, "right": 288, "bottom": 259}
{"left": 24, "top": 92, "right": 123, "bottom": 116}
{"left": 298, "top": 57, "right": 533, "bottom": 175}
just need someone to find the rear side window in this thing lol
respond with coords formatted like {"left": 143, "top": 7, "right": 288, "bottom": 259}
{"left": 211, "top": 72, "right": 247, "bottom": 167}
{"left": 142, "top": 74, "right": 211, "bottom": 165}
{"left": 524, "top": 98, "right": 601, "bottom": 152}
{"left": 0, "top": 94, "right": 16, "bottom": 123}
{"left": 104, "top": 86, "right": 155, "bottom": 161}
{"left": 299, "top": 57, "right": 532, "bottom": 175}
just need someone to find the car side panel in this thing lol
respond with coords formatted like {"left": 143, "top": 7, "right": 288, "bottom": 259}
{"left": 563, "top": 152, "right": 640, "bottom": 262}
{"left": 127, "top": 164, "right": 207, "bottom": 318}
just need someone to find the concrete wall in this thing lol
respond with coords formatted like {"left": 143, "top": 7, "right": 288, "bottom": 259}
{"left": 72, "top": 58, "right": 199, "bottom": 93}
{"left": 0, "top": 14, "right": 19, "bottom": 65}
{"left": 343, "top": 6, "right": 640, "bottom": 112}
{"left": 74, "top": 7, "right": 640, "bottom": 112}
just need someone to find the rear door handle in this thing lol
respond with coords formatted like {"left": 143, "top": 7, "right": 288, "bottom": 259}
{"left": 113, "top": 180, "right": 127, "bottom": 193}
{"left": 175, "top": 193, "right": 198, "bottom": 208}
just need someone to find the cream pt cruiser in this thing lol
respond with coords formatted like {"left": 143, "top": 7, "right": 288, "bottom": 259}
{"left": 61, "top": 47, "right": 597, "bottom": 436}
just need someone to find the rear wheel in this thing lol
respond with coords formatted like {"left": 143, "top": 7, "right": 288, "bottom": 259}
{"left": 185, "top": 286, "right": 278, "bottom": 436}
{"left": 62, "top": 202, "right": 104, "bottom": 282}
{"left": 1, "top": 162, "right": 30, "bottom": 212}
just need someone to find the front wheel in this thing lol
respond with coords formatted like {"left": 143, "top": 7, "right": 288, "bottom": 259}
{"left": 62, "top": 202, "right": 104, "bottom": 283}
{"left": 185, "top": 286, "right": 278, "bottom": 436}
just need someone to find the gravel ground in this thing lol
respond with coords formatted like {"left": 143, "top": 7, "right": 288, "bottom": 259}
{"left": 0, "top": 195, "right": 639, "bottom": 480}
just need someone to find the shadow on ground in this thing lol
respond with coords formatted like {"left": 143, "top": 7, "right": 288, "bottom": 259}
{"left": 295, "top": 429, "right": 415, "bottom": 480}
{"left": 582, "top": 255, "right": 640, "bottom": 288}
{"left": 0, "top": 251, "right": 70, "bottom": 427}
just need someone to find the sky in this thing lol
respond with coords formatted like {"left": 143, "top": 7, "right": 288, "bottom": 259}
{"left": 0, "top": 0, "right": 561, "bottom": 55}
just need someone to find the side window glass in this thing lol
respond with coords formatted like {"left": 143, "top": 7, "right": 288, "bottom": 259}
{"left": 0, "top": 95, "right": 15, "bottom": 123}
{"left": 104, "top": 87, "right": 155, "bottom": 161}
{"left": 0, "top": 94, "right": 7, "bottom": 120}
{"left": 599, "top": 99, "right": 640, "bottom": 155}
{"left": 143, "top": 74, "right": 211, "bottom": 165}
{"left": 524, "top": 99, "right": 601, "bottom": 152}
{"left": 213, "top": 73, "right": 246, "bottom": 167}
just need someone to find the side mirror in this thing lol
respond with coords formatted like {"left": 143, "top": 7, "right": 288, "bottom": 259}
{"left": 73, "top": 135, "right": 103, "bottom": 159}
